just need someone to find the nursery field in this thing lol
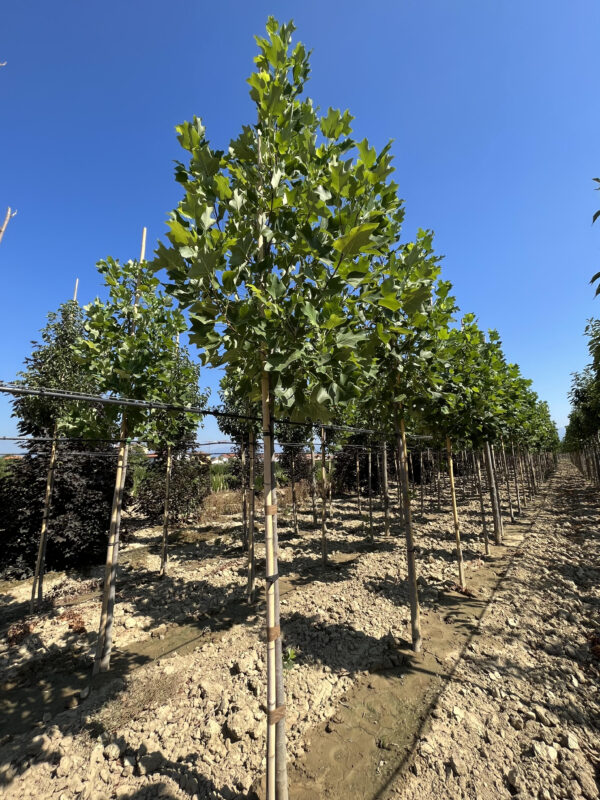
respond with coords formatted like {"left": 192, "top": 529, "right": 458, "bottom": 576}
{"left": 0, "top": 458, "right": 598, "bottom": 800}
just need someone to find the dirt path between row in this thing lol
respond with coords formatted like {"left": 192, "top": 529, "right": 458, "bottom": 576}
{"left": 288, "top": 460, "right": 599, "bottom": 800}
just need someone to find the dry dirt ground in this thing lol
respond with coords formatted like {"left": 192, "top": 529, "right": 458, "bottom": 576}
{"left": 0, "top": 459, "right": 598, "bottom": 800}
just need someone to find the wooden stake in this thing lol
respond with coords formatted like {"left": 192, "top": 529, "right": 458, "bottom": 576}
{"left": 446, "top": 437, "right": 466, "bottom": 588}
{"left": 73, "top": 278, "right": 79, "bottom": 302}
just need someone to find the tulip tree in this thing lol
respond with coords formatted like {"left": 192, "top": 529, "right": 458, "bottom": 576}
{"left": 76, "top": 256, "right": 189, "bottom": 674}
{"left": 360, "top": 255, "right": 456, "bottom": 647}
{"left": 155, "top": 17, "right": 406, "bottom": 798}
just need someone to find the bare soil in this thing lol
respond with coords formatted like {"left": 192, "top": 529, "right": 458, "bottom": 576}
{"left": 0, "top": 459, "right": 598, "bottom": 800}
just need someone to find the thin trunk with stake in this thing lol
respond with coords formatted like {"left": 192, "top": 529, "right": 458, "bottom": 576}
{"left": 320, "top": 427, "right": 328, "bottom": 565}
{"left": 30, "top": 423, "right": 59, "bottom": 612}
{"left": 446, "top": 437, "right": 466, "bottom": 588}
{"left": 261, "top": 371, "right": 287, "bottom": 800}
{"left": 247, "top": 429, "right": 256, "bottom": 602}
{"left": 159, "top": 444, "right": 173, "bottom": 576}
{"left": 500, "top": 441, "right": 515, "bottom": 524}
{"left": 472, "top": 450, "right": 490, "bottom": 555}
{"left": 93, "top": 227, "right": 146, "bottom": 674}
{"left": 94, "top": 415, "right": 129, "bottom": 673}
{"left": 309, "top": 441, "right": 318, "bottom": 527}
{"left": 396, "top": 413, "right": 422, "bottom": 652}
{"left": 483, "top": 441, "right": 503, "bottom": 545}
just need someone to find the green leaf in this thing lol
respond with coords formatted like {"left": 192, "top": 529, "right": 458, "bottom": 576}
{"left": 333, "top": 222, "right": 379, "bottom": 258}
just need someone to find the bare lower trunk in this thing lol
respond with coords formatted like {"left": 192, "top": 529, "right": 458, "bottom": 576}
{"left": 511, "top": 442, "right": 522, "bottom": 515}
{"left": 367, "top": 446, "right": 374, "bottom": 542}
{"left": 500, "top": 441, "right": 515, "bottom": 524}
{"left": 159, "top": 444, "right": 173, "bottom": 576}
{"left": 382, "top": 440, "right": 390, "bottom": 535}
{"left": 483, "top": 441, "right": 502, "bottom": 545}
{"left": 355, "top": 451, "right": 362, "bottom": 516}
{"left": 290, "top": 456, "right": 298, "bottom": 537}
{"left": 94, "top": 415, "right": 129, "bottom": 674}
{"left": 419, "top": 450, "right": 424, "bottom": 516}
{"left": 309, "top": 442, "right": 318, "bottom": 527}
{"left": 247, "top": 430, "right": 256, "bottom": 602}
{"left": 30, "top": 423, "right": 58, "bottom": 612}
{"left": 446, "top": 437, "right": 466, "bottom": 588}
{"left": 320, "top": 428, "right": 328, "bottom": 565}
{"left": 473, "top": 451, "right": 490, "bottom": 555}
{"left": 261, "top": 372, "right": 287, "bottom": 800}
{"left": 396, "top": 415, "right": 422, "bottom": 652}
{"left": 241, "top": 438, "right": 248, "bottom": 550}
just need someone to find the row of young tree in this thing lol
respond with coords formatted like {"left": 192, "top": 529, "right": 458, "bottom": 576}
{"left": 564, "top": 176, "right": 600, "bottom": 473}
{"left": 1, "top": 18, "right": 559, "bottom": 799}
{"left": 151, "top": 18, "right": 558, "bottom": 798}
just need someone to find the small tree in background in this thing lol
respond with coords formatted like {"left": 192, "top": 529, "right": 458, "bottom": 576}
{"left": 76, "top": 254, "right": 191, "bottom": 673}
{"left": 0, "top": 300, "right": 117, "bottom": 604}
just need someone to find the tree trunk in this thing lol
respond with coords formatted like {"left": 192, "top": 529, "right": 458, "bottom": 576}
{"left": 419, "top": 450, "right": 425, "bottom": 516}
{"left": 396, "top": 415, "right": 422, "bottom": 652}
{"left": 483, "top": 441, "right": 502, "bottom": 545}
{"left": 159, "top": 444, "right": 173, "bottom": 577}
{"left": 511, "top": 442, "right": 522, "bottom": 515}
{"left": 473, "top": 451, "right": 490, "bottom": 555}
{"left": 320, "top": 428, "right": 328, "bottom": 565}
{"left": 309, "top": 442, "right": 318, "bottom": 527}
{"left": 436, "top": 452, "right": 442, "bottom": 511}
{"left": 290, "top": 456, "right": 298, "bottom": 537}
{"left": 382, "top": 440, "right": 390, "bottom": 535}
{"left": 367, "top": 446, "right": 374, "bottom": 542}
{"left": 446, "top": 437, "right": 466, "bottom": 588}
{"left": 30, "top": 423, "right": 59, "bottom": 612}
{"left": 355, "top": 451, "right": 362, "bottom": 515}
{"left": 518, "top": 447, "right": 528, "bottom": 507}
{"left": 500, "top": 441, "right": 515, "bottom": 524}
{"left": 94, "top": 414, "right": 129, "bottom": 674}
{"left": 241, "top": 437, "right": 248, "bottom": 549}
{"left": 247, "top": 430, "right": 256, "bottom": 602}
{"left": 261, "top": 371, "right": 287, "bottom": 800}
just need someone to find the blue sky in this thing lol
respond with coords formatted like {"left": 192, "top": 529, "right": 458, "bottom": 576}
{"left": 1, "top": 0, "right": 599, "bottom": 447}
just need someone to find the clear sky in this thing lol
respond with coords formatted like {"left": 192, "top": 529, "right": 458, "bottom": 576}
{"left": 1, "top": 0, "right": 599, "bottom": 447}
